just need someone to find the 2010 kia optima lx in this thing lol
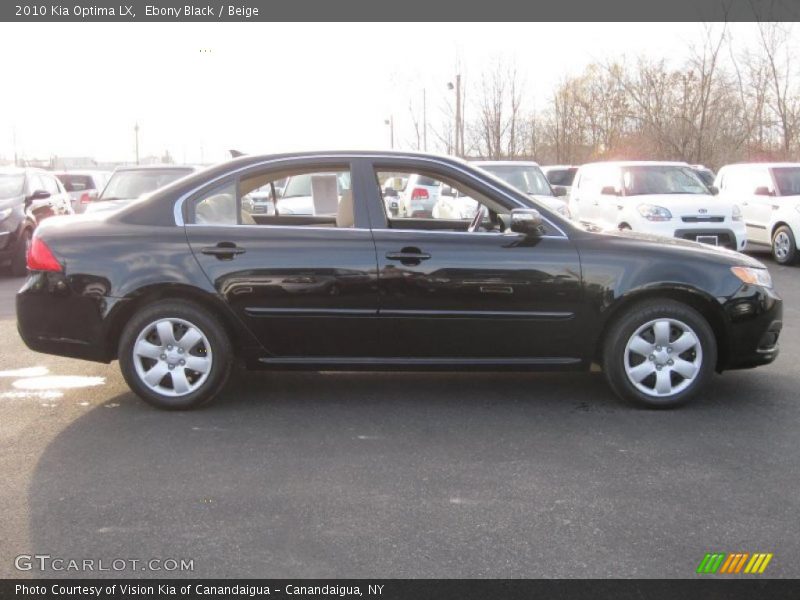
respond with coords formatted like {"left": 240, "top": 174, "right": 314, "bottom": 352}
{"left": 16, "top": 152, "right": 782, "bottom": 410}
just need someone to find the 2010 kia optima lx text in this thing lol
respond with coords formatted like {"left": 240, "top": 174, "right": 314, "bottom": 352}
{"left": 16, "top": 152, "right": 782, "bottom": 410}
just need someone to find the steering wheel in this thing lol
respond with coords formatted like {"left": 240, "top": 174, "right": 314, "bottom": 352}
{"left": 468, "top": 205, "right": 488, "bottom": 233}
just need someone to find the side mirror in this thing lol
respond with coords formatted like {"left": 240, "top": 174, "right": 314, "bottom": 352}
{"left": 754, "top": 186, "right": 772, "bottom": 196}
{"left": 383, "top": 187, "right": 398, "bottom": 198}
{"left": 510, "top": 208, "right": 544, "bottom": 236}
{"left": 552, "top": 185, "right": 567, "bottom": 197}
{"left": 600, "top": 186, "right": 620, "bottom": 196}
{"left": 709, "top": 185, "right": 719, "bottom": 195}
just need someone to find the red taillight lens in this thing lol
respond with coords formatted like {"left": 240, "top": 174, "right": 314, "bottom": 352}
{"left": 27, "top": 237, "right": 63, "bottom": 272}
{"left": 410, "top": 187, "right": 429, "bottom": 200}
{"left": 79, "top": 192, "right": 92, "bottom": 204}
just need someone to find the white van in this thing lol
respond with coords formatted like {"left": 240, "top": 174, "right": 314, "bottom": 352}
{"left": 570, "top": 161, "right": 746, "bottom": 251}
{"left": 714, "top": 163, "right": 800, "bottom": 264}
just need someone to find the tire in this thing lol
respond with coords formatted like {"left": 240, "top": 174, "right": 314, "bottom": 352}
{"left": 602, "top": 299, "right": 717, "bottom": 408}
{"left": 772, "top": 225, "right": 798, "bottom": 265}
{"left": 118, "top": 300, "right": 232, "bottom": 410}
{"left": 10, "top": 228, "right": 31, "bottom": 277}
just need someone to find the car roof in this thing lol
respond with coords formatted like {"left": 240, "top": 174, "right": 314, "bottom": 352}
{"left": 54, "top": 170, "right": 111, "bottom": 176}
{"left": 0, "top": 166, "right": 48, "bottom": 175}
{"left": 111, "top": 165, "right": 199, "bottom": 173}
{"left": 473, "top": 160, "right": 540, "bottom": 168}
{"left": 579, "top": 161, "right": 690, "bottom": 168}
{"left": 719, "top": 162, "right": 800, "bottom": 169}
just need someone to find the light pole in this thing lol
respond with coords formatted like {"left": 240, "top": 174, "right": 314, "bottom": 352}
{"left": 134, "top": 122, "right": 140, "bottom": 165}
{"left": 447, "top": 74, "right": 462, "bottom": 157}
{"left": 423, "top": 88, "right": 427, "bottom": 152}
{"left": 384, "top": 116, "right": 394, "bottom": 149}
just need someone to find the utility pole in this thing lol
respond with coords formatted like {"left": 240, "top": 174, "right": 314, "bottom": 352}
{"left": 384, "top": 116, "right": 394, "bottom": 149}
{"left": 423, "top": 88, "right": 427, "bottom": 152}
{"left": 455, "top": 74, "right": 461, "bottom": 157}
{"left": 134, "top": 122, "right": 140, "bottom": 165}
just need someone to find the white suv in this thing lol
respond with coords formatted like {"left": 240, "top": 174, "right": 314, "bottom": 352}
{"left": 570, "top": 161, "right": 746, "bottom": 251}
{"left": 714, "top": 163, "right": 800, "bottom": 265}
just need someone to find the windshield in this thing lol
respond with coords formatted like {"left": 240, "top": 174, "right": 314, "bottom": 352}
{"left": 621, "top": 165, "right": 709, "bottom": 196}
{"left": 772, "top": 167, "right": 800, "bottom": 196}
{"left": 57, "top": 174, "right": 95, "bottom": 192}
{"left": 693, "top": 168, "right": 715, "bottom": 187}
{"left": 0, "top": 174, "right": 25, "bottom": 199}
{"left": 481, "top": 165, "right": 553, "bottom": 196}
{"left": 282, "top": 172, "right": 351, "bottom": 198}
{"left": 99, "top": 169, "right": 192, "bottom": 201}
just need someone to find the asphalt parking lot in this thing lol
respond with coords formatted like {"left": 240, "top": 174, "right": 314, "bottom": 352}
{"left": 0, "top": 251, "right": 798, "bottom": 579}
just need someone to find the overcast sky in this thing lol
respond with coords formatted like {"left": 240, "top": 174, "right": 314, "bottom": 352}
{"left": 0, "top": 22, "right": 767, "bottom": 164}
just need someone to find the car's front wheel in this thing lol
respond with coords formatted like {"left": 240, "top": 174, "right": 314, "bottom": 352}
{"left": 118, "top": 300, "right": 232, "bottom": 410}
{"left": 602, "top": 300, "right": 716, "bottom": 408}
{"left": 772, "top": 225, "right": 797, "bottom": 265}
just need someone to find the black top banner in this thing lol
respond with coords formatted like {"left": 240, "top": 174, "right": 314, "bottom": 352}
{"left": 2, "top": 0, "right": 800, "bottom": 22}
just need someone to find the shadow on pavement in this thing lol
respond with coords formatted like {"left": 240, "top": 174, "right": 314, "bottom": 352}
{"left": 26, "top": 368, "right": 800, "bottom": 578}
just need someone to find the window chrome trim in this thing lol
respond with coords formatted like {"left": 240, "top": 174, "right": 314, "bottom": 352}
{"left": 173, "top": 153, "right": 569, "bottom": 238}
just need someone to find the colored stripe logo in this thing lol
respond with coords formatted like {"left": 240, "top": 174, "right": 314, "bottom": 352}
{"left": 697, "top": 552, "right": 773, "bottom": 574}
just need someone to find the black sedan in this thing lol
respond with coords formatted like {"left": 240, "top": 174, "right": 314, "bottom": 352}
{"left": 17, "top": 152, "right": 782, "bottom": 410}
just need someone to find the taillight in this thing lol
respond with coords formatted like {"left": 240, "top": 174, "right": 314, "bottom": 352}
{"left": 27, "top": 236, "right": 63, "bottom": 272}
{"left": 79, "top": 192, "right": 92, "bottom": 204}
{"left": 410, "top": 187, "right": 429, "bottom": 200}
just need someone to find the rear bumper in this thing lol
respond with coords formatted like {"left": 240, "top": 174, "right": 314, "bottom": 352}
{"left": 16, "top": 272, "right": 122, "bottom": 363}
{"left": 721, "top": 285, "right": 782, "bottom": 370}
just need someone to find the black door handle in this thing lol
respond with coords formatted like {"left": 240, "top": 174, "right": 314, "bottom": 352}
{"left": 386, "top": 252, "right": 432, "bottom": 261}
{"left": 201, "top": 243, "right": 246, "bottom": 259}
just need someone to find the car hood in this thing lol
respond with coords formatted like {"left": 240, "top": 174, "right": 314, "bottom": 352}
{"left": 530, "top": 194, "right": 567, "bottom": 211}
{"left": 590, "top": 227, "right": 765, "bottom": 269}
{"left": 84, "top": 199, "right": 133, "bottom": 214}
{"left": 626, "top": 193, "right": 734, "bottom": 216}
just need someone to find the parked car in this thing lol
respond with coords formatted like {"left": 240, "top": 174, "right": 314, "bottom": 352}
{"left": 398, "top": 173, "right": 440, "bottom": 217}
{"left": 714, "top": 162, "right": 800, "bottom": 265}
{"left": 0, "top": 167, "right": 72, "bottom": 276}
{"left": 474, "top": 161, "right": 571, "bottom": 218}
{"left": 86, "top": 165, "right": 198, "bottom": 213}
{"left": 274, "top": 171, "right": 351, "bottom": 215}
{"left": 55, "top": 170, "right": 111, "bottom": 214}
{"left": 541, "top": 165, "right": 579, "bottom": 196}
{"left": 691, "top": 165, "right": 716, "bottom": 189}
{"left": 18, "top": 151, "right": 780, "bottom": 411}
{"left": 380, "top": 175, "right": 407, "bottom": 216}
{"left": 570, "top": 161, "right": 747, "bottom": 251}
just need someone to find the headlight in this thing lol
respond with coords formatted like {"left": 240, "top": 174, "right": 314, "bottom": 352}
{"left": 732, "top": 205, "right": 742, "bottom": 221}
{"left": 637, "top": 204, "right": 672, "bottom": 221}
{"left": 731, "top": 266, "right": 772, "bottom": 288}
{"left": 556, "top": 204, "right": 571, "bottom": 218}
{"left": 0, "top": 207, "right": 11, "bottom": 221}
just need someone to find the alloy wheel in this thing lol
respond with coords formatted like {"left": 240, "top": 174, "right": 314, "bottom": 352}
{"left": 132, "top": 318, "right": 213, "bottom": 397}
{"left": 774, "top": 231, "right": 791, "bottom": 261}
{"left": 623, "top": 318, "right": 702, "bottom": 398}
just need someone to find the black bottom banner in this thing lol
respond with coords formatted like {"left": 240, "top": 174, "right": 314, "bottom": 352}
{"left": 1, "top": 579, "right": 799, "bottom": 600}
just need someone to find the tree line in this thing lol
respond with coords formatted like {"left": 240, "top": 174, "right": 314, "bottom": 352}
{"left": 416, "top": 23, "right": 799, "bottom": 170}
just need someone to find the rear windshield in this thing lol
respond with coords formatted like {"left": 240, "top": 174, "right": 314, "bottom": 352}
{"left": 57, "top": 174, "right": 95, "bottom": 192}
{"left": 545, "top": 168, "right": 577, "bottom": 187}
{"left": 99, "top": 169, "right": 193, "bottom": 201}
{"left": 772, "top": 167, "right": 800, "bottom": 196}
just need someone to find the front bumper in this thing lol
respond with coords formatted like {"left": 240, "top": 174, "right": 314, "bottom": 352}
{"left": 721, "top": 285, "right": 782, "bottom": 370}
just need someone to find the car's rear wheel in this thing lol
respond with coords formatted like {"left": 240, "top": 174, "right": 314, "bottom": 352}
{"left": 602, "top": 300, "right": 716, "bottom": 408}
{"left": 119, "top": 300, "right": 232, "bottom": 410}
{"left": 772, "top": 225, "right": 797, "bottom": 265}
{"left": 10, "top": 228, "right": 31, "bottom": 277}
